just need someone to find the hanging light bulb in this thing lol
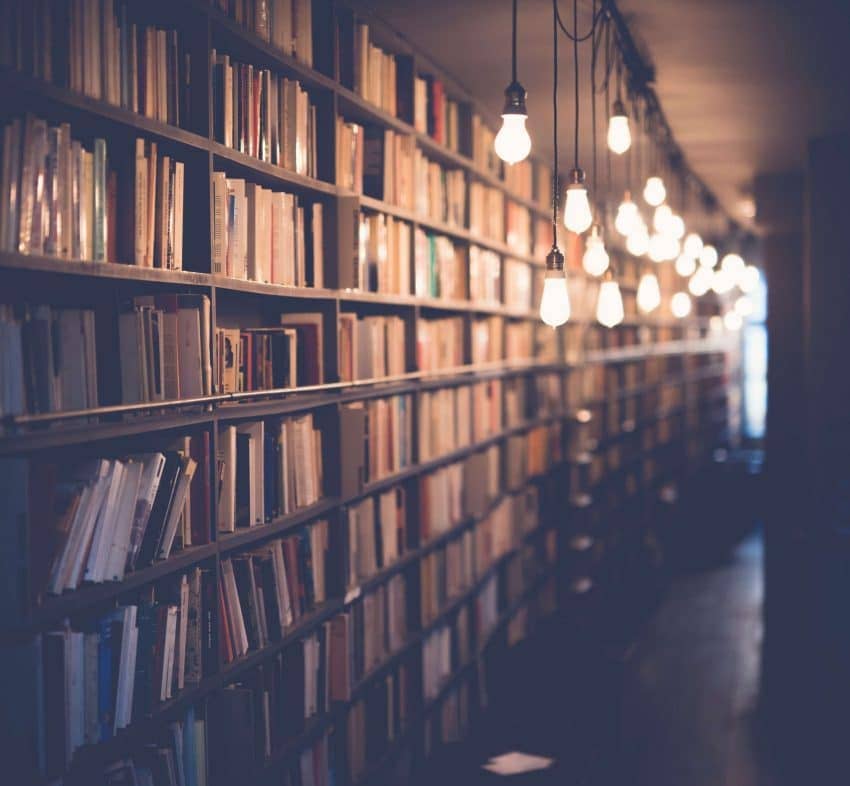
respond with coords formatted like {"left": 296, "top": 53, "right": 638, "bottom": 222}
{"left": 564, "top": 169, "right": 593, "bottom": 233}
{"left": 661, "top": 235, "right": 681, "bottom": 261}
{"left": 607, "top": 99, "right": 631, "bottom": 155}
{"left": 669, "top": 214, "right": 685, "bottom": 240}
{"left": 712, "top": 267, "right": 735, "bottom": 294}
{"left": 699, "top": 244, "right": 718, "bottom": 268}
{"left": 683, "top": 233, "right": 703, "bottom": 258}
{"left": 596, "top": 273, "right": 625, "bottom": 327}
{"left": 643, "top": 176, "right": 666, "bottom": 206}
{"left": 675, "top": 253, "right": 697, "bottom": 277}
{"left": 738, "top": 264, "right": 760, "bottom": 294}
{"left": 626, "top": 221, "right": 650, "bottom": 256}
{"left": 653, "top": 204, "right": 673, "bottom": 233}
{"left": 539, "top": 247, "right": 570, "bottom": 327}
{"left": 582, "top": 225, "right": 609, "bottom": 276}
{"left": 724, "top": 310, "right": 743, "bottom": 331}
{"left": 637, "top": 272, "right": 661, "bottom": 313}
{"left": 495, "top": 85, "right": 531, "bottom": 164}
{"left": 709, "top": 315, "right": 724, "bottom": 333}
{"left": 735, "top": 295, "right": 754, "bottom": 317}
{"left": 720, "top": 253, "right": 745, "bottom": 279}
{"left": 689, "top": 265, "right": 713, "bottom": 296}
{"left": 648, "top": 233, "right": 667, "bottom": 262}
{"left": 615, "top": 193, "right": 639, "bottom": 236}
{"left": 494, "top": 0, "right": 531, "bottom": 164}
{"left": 671, "top": 291, "right": 692, "bottom": 318}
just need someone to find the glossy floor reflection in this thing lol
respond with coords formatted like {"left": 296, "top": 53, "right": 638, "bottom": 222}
{"left": 416, "top": 533, "right": 775, "bottom": 786}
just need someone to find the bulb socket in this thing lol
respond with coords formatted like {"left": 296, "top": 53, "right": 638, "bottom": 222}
{"left": 545, "top": 246, "right": 565, "bottom": 272}
{"left": 612, "top": 99, "right": 627, "bottom": 119}
{"left": 502, "top": 81, "right": 528, "bottom": 116}
{"left": 568, "top": 168, "right": 586, "bottom": 187}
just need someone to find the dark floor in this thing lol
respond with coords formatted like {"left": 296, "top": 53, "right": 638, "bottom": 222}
{"left": 420, "top": 533, "right": 775, "bottom": 786}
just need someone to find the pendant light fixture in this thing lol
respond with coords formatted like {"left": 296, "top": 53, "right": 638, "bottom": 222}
{"left": 637, "top": 271, "right": 661, "bottom": 314}
{"left": 540, "top": 0, "right": 570, "bottom": 327}
{"left": 683, "top": 232, "right": 703, "bottom": 259}
{"left": 597, "top": 270, "right": 625, "bottom": 327}
{"left": 699, "top": 244, "right": 718, "bottom": 268}
{"left": 583, "top": 1, "right": 609, "bottom": 277}
{"left": 607, "top": 51, "right": 630, "bottom": 154}
{"left": 563, "top": 0, "right": 592, "bottom": 234}
{"left": 494, "top": 0, "right": 532, "bottom": 164}
{"left": 671, "top": 291, "right": 692, "bottom": 318}
{"left": 615, "top": 192, "right": 638, "bottom": 236}
{"left": 675, "top": 252, "right": 697, "bottom": 277}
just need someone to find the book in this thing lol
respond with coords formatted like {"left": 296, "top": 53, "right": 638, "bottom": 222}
{"left": 338, "top": 312, "right": 406, "bottom": 382}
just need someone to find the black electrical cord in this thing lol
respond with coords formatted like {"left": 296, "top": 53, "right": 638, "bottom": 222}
{"left": 555, "top": 0, "right": 606, "bottom": 42}
{"left": 591, "top": 0, "right": 598, "bottom": 198}
{"left": 511, "top": 0, "right": 518, "bottom": 83}
{"left": 572, "top": 0, "right": 579, "bottom": 169}
{"left": 552, "top": 0, "right": 559, "bottom": 234}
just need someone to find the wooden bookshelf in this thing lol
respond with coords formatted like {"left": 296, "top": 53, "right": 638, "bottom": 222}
{"left": 0, "top": 1, "right": 739, "bottom": 785}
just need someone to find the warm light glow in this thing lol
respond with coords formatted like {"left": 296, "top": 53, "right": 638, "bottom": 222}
{"left": 643, "top": 176, "right": 666, "bottom": 206}
{"left": 684, "top": 233, "right": 703, "bottom": 258}
{"left": 671, "top": 291, "right": 692, "bottom": 318}
{"left": 637, "top": 272, "right": 661, "bottom": 313}
{"left": 738, "top": 264, "right": 760, "bottom": 293}
{"left": 653, "top": 204, "right": 673, "bottom": 233}
{"left": 735, "top": 295, "right": 754, "bottom": 317}
{"left": 675, "top": 253, "right": 697, "bottom": 277}
{"left": 494, "top": 114, "right": 532, "bottom": 164}
{"left": 709, "top": 315, "right": 724, "bottom": 333}
{"left": 689, "top": 266, "right": 713, "bottom": 296}
{"left": 564, "top": 184, "right": 593, "bottom": 233}
{"left": 661, "top": 235, "right": 681, "bottom": 261}
{"left": 582, "top": 227, "right": 610, "bottom": 276}
{"left": 626, "top": 222, "right": 650, "bottom": 256}
{"left": 669, "top": 214, "right": 685, "bottom": 240}
{"left": 539, "top": 271, "right": 570, "bottom": 326}
{"left": 596, "top": 280, "right": 625, "bottom": 327}
{"left": 607, "top": 114, "right": 631, "bottom": 155}
{"left": 712, "top": 267, "right": 735, "bottom": 294}
{"left": 724, "top": 310, "right": 743, "bottom": 331}
{"left": 699, "top": 244, "right": 718, "bottom": 268}
{"left": 721, "top": 253, "right": 745, "bottom": 279}
{"left": 615, "top": 197, "right": 639, "bottom": 236}
{"left": 648, "top": 233, "right": 667, "bottom": 262}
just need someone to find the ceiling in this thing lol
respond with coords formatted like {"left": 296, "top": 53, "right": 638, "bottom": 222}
{"left": 360, "top": 0, "right": 850, "bottom": 235}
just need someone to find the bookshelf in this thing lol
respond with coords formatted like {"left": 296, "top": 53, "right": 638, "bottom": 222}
{"left": 0, "top": 1, "right": 738, "bottom": 785}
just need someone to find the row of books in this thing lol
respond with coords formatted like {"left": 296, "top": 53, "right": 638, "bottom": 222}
{"left": 340, "top": 395, "right": 413, "bottom": 495}
{"left": 213, "top": 313, "right": 323, "bottom": 394}
{"left": 506, "top": 201, "right": 532, "bottom": 256}
{"left": 217, "top": 413, "right": 324, "bottom": 531}
{"left": 352, "top": 22, "right": 399, "bottom": 117}
{"left": 32, "top": 436, "right": 207, "bottom": 599}
{"left": 38, "top": 568, "right": 214, "bottom": 777}
{"left": 211, "top": 0, "right": 314, "bottom": 67}
{"left": 472, "top": 316, "right": 504, "bottom": 365}
{"left": 414, "top": 75, "right": 463, "bottom": 152}
{"left": 345, "top": 487, "right": 406, "bottom": 591}
{"left": 119, "top": 295, "right": 212, "bottom": 404}
{"left": 471, "top": 114, "right": 499, "bottom": 177}
{"left": 469, "top": 182, "right": 505, "bottom": 244}
{"left": 417, "top": 315, "right": 463, "bottom": 372}
{"left": 469, "top": 246, "right": 500, "bottom": 305}
{"left": 3, "top": 0, "right": 190, "bottom": 126}
{"left": 356, "top": 210, "right": 412, "bottom": 295}
{"left": 502, "top": 157, "right": 551, "bottom": 210}
{"left": 211, "top": 51, "right": 317, "bottom": 177}
{"left": 335, "top": 121, "right": 415, "bottom": 210}
{"left": 338, "top": 312, "right": 407, "bottom": 382}
{"left": 211, "top": 172, "right": 324, "bottom": 286}
{"left": 414, "top": 151, "right": 465, "bottom": 227}
{"left": 413, "top": 229, "right": 465, "bottom": 300}
{"left": 217, "top": 520, "right": 329, "bottom": 662}
{"left": 0, "top": 304, "right": 97, "bottom": 416}
{"left": 420, "top": 531, "right": 475, "bottom": 626}
{"left": 345, "top": 662, "right": 411, "bottom": 783}
{"left": 418, "top": 386, "right": 472, "bottom": 463}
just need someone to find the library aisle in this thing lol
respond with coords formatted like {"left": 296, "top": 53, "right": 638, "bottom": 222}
{"left": 417, "top": 532, "right": 774, "bottom": 786}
